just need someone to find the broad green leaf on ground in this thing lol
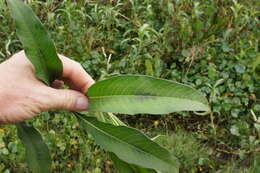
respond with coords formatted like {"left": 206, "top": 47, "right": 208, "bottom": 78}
{"left": 109, "top": 152, "right": 158, "bottom": 173}
{"left": 76, "top": 114, "right": 179, "bottom": 172}
{"left": 16, "top": 123, "right": 51, "bottom": 173}
{"left": 7, "top": 0, "right": 62, "bottom": 85}
{"left": 87, "top": 75, "right": 210, "bottom": 114}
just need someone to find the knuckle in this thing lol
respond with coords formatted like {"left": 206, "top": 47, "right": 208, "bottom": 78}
{"left": 57, "top": 90, "right": 76, "bottom": 110}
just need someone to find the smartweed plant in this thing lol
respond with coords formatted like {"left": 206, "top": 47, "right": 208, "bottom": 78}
{"left": 7, "top": 0, "right": 210, "bottom": 172}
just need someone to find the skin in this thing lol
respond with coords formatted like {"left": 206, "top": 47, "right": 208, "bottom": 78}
{"left": 0, "top": 50, "right": 95, "bottom": 124}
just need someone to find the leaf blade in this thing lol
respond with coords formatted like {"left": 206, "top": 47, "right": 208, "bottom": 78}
{"left": 100, "top": 114, "right": 159, "bottom": 173}
{"left": 109, "top": 152, "right": 159, "bottom": 173}
{"left": 8, "top": 1, "right": 61, "bottom": 172}
{"left": 7, "top": 0, "right": 63, "bottom": 85}
{"left": 88, "top": 75, "right": 209, "bottom": 114}
{"left": 16, "top": 123, "right": 51, "bottom": 173}
{"left": 76, "top": 114, "right": 179, "bottom": 172}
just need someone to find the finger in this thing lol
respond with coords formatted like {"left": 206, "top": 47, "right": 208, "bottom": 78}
{"left": 58, "top": 55, "right": 95, "bottom": 93}
{"left": 41, "top": 87, "right": 88, "bottom": 111}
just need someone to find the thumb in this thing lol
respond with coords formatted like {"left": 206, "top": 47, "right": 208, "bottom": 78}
{"left": 45, "top": 88, "right": 88, "bottom": 111}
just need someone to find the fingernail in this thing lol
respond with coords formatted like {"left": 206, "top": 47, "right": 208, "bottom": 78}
{"left": 75, "top": 97, "right": 88, "bottom": 110}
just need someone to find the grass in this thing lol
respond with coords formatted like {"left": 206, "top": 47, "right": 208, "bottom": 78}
{"left": 0, "top": 0, "right": 260, "bottom": 172}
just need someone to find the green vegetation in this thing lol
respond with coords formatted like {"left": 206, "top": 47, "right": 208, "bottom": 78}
{"left": 6, "top": 0, "right": 209, "bottom": 172}
{"left": 0, "top": 0, "right": 259, "bottom": 172}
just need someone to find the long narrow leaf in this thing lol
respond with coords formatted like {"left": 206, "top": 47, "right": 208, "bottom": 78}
{"left": 7, "top": 1, "right": 63, "bottom": 173}
{"left": 76, "top": 114, "right": 179, "bottom": 172}
{"left": 16, "top": 123, "right": 51, "bottom": 173}
{"left": 109, "top": 152, "right": 158, "bottom": 173}
{"left": 109, "top": 152, "right": 137, "bottom": 173}
{"left": 87, "top": 75, "right": 210, "bottom": 114}
{"left": 98, "top": 114, "right": 159, "bottom": 173}
{"left": 7, "top": 0, "right": 63, "bottom": 85}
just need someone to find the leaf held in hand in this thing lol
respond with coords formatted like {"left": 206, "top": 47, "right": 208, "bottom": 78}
{"left": 7, "top": 1, "right": 58, "bottom": 173}
{"left": 87, "top": 75, "right": 210, "bottom": 114}
{"left": 7, "top": 0, "right": 63, "bottom": 85}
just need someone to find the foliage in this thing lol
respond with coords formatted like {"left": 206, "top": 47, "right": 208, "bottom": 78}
{"left": 16, "top": 123, "right": 51, "bottom": 173}
{"left": 0, "top": 0, "right": 259, "bottom": 172}
{"left": 5, "top": 0, "right": 209, "bottom": 172}
{"left": 153, "top": 131, "right": 210, "bottom": 172}
{"left": 87, "top": 75, "right": 209, "bottom": 114}
{"left": 6, "top": 0, "right": 62, "bottom": 85}
{"left": 77, "top": 114, "right": 179, "bottom": 172}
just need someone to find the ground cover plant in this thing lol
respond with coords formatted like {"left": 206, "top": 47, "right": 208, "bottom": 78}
{"left": 0, "top": 0, "right": 259, "bottom": 172}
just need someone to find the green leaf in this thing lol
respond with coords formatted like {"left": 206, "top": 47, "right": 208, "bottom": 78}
{"left": 109, "top": 152, "right": 137, "bottom": 173}
{"left": 87, "top": 75, "right": 210, "bottom": 114}
{"left": 97, "top": 113, "right": 159, "bottom": 172}
{"left": 109, "top": 152, "right": 158, "bottom": 173}
{"left": 7, "top": 0, "right": 63, "bottom": 85}
{"left": 76, "top": 114, "right": 179, "bottom": 172}
{"left": 99, "top": 114, "right": 159, "bottom": 172}
{"left": 16, "top": 123, "right": 51, "bottom": 173}
{"left": 7, "top": 1, "right": 60, "bottom": 173}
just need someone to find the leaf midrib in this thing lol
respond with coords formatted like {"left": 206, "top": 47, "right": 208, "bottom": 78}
{"left": 80, "top": 116, "right": 174, "bottom": 169}
{"left": 89, "top": 95, "right": 207, "bottom": 104}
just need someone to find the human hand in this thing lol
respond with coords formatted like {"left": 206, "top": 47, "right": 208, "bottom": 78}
{"left": 0, "top": 50, "right": 95, "bottom": 124}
